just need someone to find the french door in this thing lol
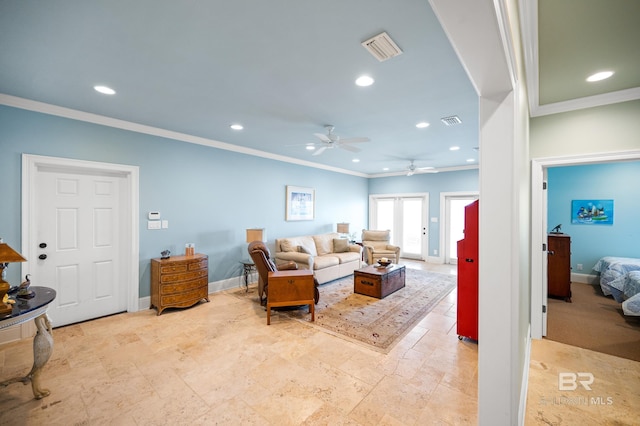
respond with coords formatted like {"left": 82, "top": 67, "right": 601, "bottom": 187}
{"left": 369, "top": 193, "right": 428, "bottom": 260}
{"left": 441, "top": 192, "right": 478, "bottom": 264}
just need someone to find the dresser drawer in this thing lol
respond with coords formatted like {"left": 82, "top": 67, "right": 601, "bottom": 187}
{"left": 160, "top": 286, "right": 208, "bottom": 306}
{"left": 160, "top": 277, "right": 208, "bottom": 295}
{"left": 160, "top": 269, "right": 208, "bottom": 283}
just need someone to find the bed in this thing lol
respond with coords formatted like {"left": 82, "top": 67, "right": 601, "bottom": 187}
{"left": 593, "top": 257, "right": 640, "bottom": 316}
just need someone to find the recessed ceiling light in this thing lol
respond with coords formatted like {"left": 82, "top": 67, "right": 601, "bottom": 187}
{"left": 230, "top": 124, "right": 243, "bottom": 130}
{"left": 586, "top": 71, "right": 614, "bottom": 82}
{"left": 416, "top": 122, "right": 430, "bottom": 129}
{"left": 306, "top": 144, "right": 315, "bottom": 151}
{"left": 352, "top": 158, "right": 360, "bottom": 163}
{"left": 450, "top": 146, "right": 460, "bottom": 151}
{"left": 94, "top": 85, "right": 115, "bottom": 95}
{"left": 383, "top": 167, "right": 389, "bottom": 171}
{"left": 355, "top": 75, "right": 374, "bottom": 87}
{"left": 466, "top": 158, "right": 475, "bottom": 162}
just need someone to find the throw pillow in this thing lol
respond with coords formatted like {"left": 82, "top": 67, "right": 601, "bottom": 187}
{"left": 298, "top": 245, "right": 311, "bottom": 254}
{"left": 333, "top": 238, "right": 349, "bottom": 253}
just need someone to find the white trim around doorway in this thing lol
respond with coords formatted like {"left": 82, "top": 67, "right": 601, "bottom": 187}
{"left": 530, "top": 150, "right": 640, "bottom": 339}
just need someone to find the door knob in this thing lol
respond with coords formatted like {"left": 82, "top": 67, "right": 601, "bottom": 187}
{"left": 39, "top": 243, "right": 47, "bottom": 248}
{"left": 38, "top": 254, "right": 47, "bottom": 260}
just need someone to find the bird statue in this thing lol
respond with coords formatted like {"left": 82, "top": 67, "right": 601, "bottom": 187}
{"left": 550, "top": 224, "right": 562, "bottom": 234}
{"left": 17, "top": 273, "right": 34, "bottom": 298}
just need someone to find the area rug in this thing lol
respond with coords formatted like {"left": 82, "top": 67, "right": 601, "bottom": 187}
{"left": 237, "top": 268, "right": 456, "bottom": 352}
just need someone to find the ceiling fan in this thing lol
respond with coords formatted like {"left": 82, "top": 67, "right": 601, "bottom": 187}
{"left": 406, "top": 160, "right": 437, "bottom": 176}
{"left": 310, "top": 125, "right": 370, "bottom": 156}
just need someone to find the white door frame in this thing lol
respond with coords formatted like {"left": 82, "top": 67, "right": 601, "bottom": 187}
{"left": 530, "top": 150, "right": 640, "bottom": 339}
{"left": 439, "top": 191, "right": 479, "bottom": 264}
{"left": 21, "top": 154, "right": 140, "bottom": 317}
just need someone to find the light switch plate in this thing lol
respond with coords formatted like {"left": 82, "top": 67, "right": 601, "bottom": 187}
{"left": 147, "top": 220, "right": 161, "bottom": 230}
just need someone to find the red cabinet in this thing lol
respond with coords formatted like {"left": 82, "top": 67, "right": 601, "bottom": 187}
{"left": 457, "top": 200, "right": 478, "bottom": 341}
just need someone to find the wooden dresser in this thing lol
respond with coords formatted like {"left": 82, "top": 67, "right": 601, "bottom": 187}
{"left": 547, "top": 234, "right": 572, "bottom": 302}
{"left": 150, "top": 253, "right": 209, "bottom": 315}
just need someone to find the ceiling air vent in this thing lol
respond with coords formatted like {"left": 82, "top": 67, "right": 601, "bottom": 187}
{"left": 441, "top": 115, "right": 462, "bottom": 126}
{"left": 361, "top": 32, "right": 403, "bottom": 62}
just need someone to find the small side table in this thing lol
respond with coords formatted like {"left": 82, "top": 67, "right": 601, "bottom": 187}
{"left": 240, "top": 259, "right": 256, "bottom": 292}
{"left": 0, "top": 286, "right": 57, "bottom": 399}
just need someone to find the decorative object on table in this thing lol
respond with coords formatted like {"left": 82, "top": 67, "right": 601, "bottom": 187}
{"left": 160, "top": 249, "right": 171, "bottom": 259}
{"left": 377, "top": 257, "right": 392, "bottom": 267}
{"left": 285, "top": 185, "right": 315, "bottom": 221}
{"left": 550, "top": 224, "right": 562, "bottom": 234}
{"left": 0, "top": 240, "right": 27, "bottom": 315}
{"left": 17, "top": 274, "right": 35, "bottom": 299}
{"left": 185, "top": 243, "right": 195, "bottom": 256}
{"left": 336, "top": 222, "right": 350, "bottom": 239}
{"left": 571, "top": 199, "right": 613, "bottom": 225}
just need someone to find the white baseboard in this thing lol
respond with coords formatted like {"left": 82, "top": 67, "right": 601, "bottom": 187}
{"left": 137, "top": 274, "right": 256, "bottom": 312}
{"left": 571, "top": 272, "right": 599, "bottom": 285}
{"left": 426, "top": 256, "right": 444, "bottom": 264}
{"left": 518, "top": 325, "right": 532, "bottom": 426}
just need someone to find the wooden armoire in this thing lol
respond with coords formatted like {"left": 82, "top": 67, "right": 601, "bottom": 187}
{"left": 457, "top": 199, "right": 479, "bottom": 341}
{"left": 547, "top": 233, "right": 572, "bottom": 302}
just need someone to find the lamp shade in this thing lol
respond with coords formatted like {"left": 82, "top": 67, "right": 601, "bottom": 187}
{"left": 337, "top": 223, "right": 350, "bottom": 234}
{"left": 246, "top": 228, "right": 266, "bottom": 243}
{"left": 0, "top": 243, "right": 26, "bottom": 263}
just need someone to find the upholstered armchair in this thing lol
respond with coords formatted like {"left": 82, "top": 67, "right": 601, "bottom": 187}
{"left": 361, "top": 229, "right": 400, "bottom": 265}
{"left": 248, "top": 241, "right": 319, "bottom": 305}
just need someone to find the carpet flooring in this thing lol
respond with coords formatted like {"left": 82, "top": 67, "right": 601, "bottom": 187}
{"left": 546, "top": 282, "right": 640, "bottom": 362}
{"left": 274, "top": 268, "right": 456, "bottom": 352}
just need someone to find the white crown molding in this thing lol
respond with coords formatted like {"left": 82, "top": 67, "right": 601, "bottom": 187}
{"left": 521, "top": 0, "right": 640, "bottom": 118}
{"left": 0, "top": 94, "right": 369, "bottom": 178}
{"left": 530, "top": 87, "right": 640, "bottom": 117}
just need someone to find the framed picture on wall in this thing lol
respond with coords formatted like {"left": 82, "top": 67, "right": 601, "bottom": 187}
{"left": 286, "top": 185, "right": 315, "bottom": 221}
{"left": 571, "top": 199, "right": 613, "bottom": 225}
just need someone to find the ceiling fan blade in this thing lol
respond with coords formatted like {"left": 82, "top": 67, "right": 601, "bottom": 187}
{"left": 312, "top": 146, "right": 328, "bottom": 156}
{"left": 339, "top": 144, "right": 360, "bottom": 153}
{"left": 339, "top": 137, "right": 370, "bottom": 144}
{"left": 313, "top": 133, "right": 331, "bottom": 143}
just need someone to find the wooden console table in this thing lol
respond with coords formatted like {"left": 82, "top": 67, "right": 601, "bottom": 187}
{"left": 0, "top": 286, "right": 56, "bottom": 399}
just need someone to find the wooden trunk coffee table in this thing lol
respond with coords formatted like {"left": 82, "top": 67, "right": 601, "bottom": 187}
{"left": 354, "top": 264, "right": 406, "bottom": 299}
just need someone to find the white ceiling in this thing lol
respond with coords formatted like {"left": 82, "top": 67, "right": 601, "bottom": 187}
{"left": 1, "top": 1, "right": 638, "bottom": 176}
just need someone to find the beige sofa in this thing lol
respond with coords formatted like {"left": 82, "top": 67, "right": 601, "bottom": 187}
{"left": 275, "top": 232, "right": 362, "bottom": 284}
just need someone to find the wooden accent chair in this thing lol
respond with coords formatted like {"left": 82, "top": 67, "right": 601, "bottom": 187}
{"left": 361, "top": 229, "right": 400, "bottom": 265}
{"left": 248, "top": 241, "right": 319, "bottom": 306}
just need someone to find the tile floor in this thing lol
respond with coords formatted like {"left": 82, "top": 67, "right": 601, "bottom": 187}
{"left": 0, "top": 260, "right": 638, "bottom": 425}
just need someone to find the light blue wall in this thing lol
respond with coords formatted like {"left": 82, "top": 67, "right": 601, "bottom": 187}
{"left": 368, "top": 169, "right": 479, "bottom": 255}
{"left": 0, "top": 106, "right": 368, "bottom": 297}
{"left": 547, "top": 161, "right": 640, "bottom": 274}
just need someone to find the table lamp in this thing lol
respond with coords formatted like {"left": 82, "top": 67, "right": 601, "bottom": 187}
{"left": 246, "top": 228, "right": 266, "bottom": 243}
{"left": 0, "top": 242, "right": 27, "bottom": 315}
{"left": 337, "top": 223, "right": 350, "bottom": 239}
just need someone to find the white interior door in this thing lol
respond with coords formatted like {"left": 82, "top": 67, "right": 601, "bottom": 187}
{"left": 21, "top": 155, "right": 139, "bottom": 329}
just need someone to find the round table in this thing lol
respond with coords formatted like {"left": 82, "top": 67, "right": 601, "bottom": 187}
{"left": 0, "top": 286, "right": 56, "bottom": 399}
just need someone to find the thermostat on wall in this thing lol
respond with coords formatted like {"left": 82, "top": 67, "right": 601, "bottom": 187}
{"left": 148, "top": 211, "right": 161, "bottom": 220}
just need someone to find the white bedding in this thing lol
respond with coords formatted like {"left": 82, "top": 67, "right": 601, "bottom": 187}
{"left": 593, "top": 257, "right": 640, "bottom": 315}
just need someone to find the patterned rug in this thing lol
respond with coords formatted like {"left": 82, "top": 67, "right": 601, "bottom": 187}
{"left": 237, "top": 268, "right": 456, "bottom": 352}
